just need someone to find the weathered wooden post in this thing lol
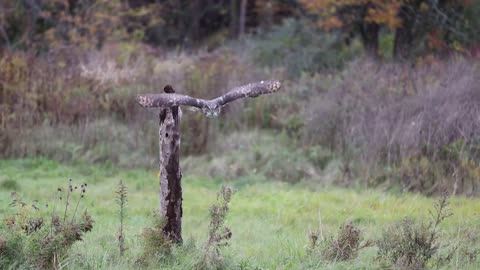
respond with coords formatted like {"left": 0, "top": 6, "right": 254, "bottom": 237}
{"left": 136, "top": 80, "right": 282, "bottom": 243}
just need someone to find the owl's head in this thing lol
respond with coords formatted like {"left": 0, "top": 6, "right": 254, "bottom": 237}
{"left": 164, "top": 85, "right": 175, "bottom": 93}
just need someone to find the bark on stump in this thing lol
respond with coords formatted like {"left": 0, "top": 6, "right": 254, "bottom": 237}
{"left": 158, "top": 106, "right": 182, "bottom": 243}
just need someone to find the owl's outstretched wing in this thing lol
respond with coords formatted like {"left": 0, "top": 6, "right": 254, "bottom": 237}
{"left": 136, "top": 93, "right": 208, "bottom": 109}
{"left": 136, "top": 80, "right": 282, "bottom": 111}
{"left": 212, "top": 80, "right": 282, "bottom": 107}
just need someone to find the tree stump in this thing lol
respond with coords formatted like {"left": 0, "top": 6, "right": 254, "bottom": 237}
{"left": 158, "top": 106, "right": 182, "bottom": 242}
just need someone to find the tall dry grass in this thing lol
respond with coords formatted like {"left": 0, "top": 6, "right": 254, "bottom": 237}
{"left": 0, "top": 43, "right": 288, "bottom": 163}
{"left": 304, "top": 57, "right": 480, "bottom": 194}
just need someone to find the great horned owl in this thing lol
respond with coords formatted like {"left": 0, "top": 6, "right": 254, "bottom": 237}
{"left": 137, "top": 80, "right": 282, "bottom": 113}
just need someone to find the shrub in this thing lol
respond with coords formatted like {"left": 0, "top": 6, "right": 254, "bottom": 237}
{"left": 116, "top": 180, "right": 128, "bottom": 256}
{"left": 139, "top": 212, "right": 173, "bottom": 261}
{"left": 393, "top": 154, "right": 441, "bottom": 195}
{"left": 196, "top": 186, "right": 234, "bottom": 270}
{"left": 377, "top": 194, "right": 452, "bottom": 269}
{"left": 308, "top": 221, "right": 371, "bottom": 262}
{"left": 0, "top": 178, "right": 19, "bottom": 190}
{"left": 0, "top": 180, "right": 93, "bottom": 269}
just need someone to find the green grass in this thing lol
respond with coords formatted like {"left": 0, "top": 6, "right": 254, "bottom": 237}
{"left": 0, "top": 158, "right": 479, "bottom": 269}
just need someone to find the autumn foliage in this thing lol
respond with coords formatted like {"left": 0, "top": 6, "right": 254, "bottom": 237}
{"left": 300, "top": 0, "right": 477, "bottom": 57}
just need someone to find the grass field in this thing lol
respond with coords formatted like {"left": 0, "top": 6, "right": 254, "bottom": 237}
{"left": 1, "top": 158, "right": 479, "bottom": 269}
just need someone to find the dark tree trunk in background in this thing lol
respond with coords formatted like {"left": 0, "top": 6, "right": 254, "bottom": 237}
{"left": 394, "top": 5, "right": 416, "bottom": 59}
{"left": 188, "top": 0, "right": 202, "bottom": 43}
{"left": 158, "top": 106, "right": 182, "bottom": 243}
{"left": 394, "top": 27, "right": 414, "bottom": 59}
{"left": 230, "top": 0, "right": 239, "bottom": 38}
{"left": 264, "top": 1, "right": 274, "bottom": 31}
{"left": 239, "top": 0, "right": 247, "bottom": 37}
{"left": 359, "top": 22, "right": 380, "bottom": 58}
{"left": 393, "top": 7, "right": 413, "bottom": 59}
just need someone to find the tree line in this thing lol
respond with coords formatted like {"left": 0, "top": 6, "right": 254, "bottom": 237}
{"left": 0, "top": 0, "right": 479, "bottom": 57}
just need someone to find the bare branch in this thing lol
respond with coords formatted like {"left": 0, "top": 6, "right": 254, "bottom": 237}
{"left": 136, "top": 80, "right": 282, "bottom": 114}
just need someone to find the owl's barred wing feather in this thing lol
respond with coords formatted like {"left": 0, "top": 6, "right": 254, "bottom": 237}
{"left": 136, "top": 93, "right": 207, "bottom": 109}
{"left": 212, "top": 80, "right": 282, "bottom": 107}
{"left": 136, "top": 80, "right": 281, "bottom": 111}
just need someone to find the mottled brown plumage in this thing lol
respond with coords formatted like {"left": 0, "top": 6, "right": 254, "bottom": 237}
{"left": 137, "top": 80, "right": 282, "bottom": 113}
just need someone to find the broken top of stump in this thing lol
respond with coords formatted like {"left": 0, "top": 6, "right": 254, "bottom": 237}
{"left": 135, "top": 80, "right": 281, "bottom": 116}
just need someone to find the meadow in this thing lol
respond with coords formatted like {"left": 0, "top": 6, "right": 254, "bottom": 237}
{"left": 1, "top": 158, "right": 479, "bottom": 269}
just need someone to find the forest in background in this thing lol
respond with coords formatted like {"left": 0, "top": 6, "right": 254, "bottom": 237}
{"left": 1, "top": 0, "right": 479, "bottom": 56}
{"left": 1, "top": 0, "right": 480, "bottom": 195}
